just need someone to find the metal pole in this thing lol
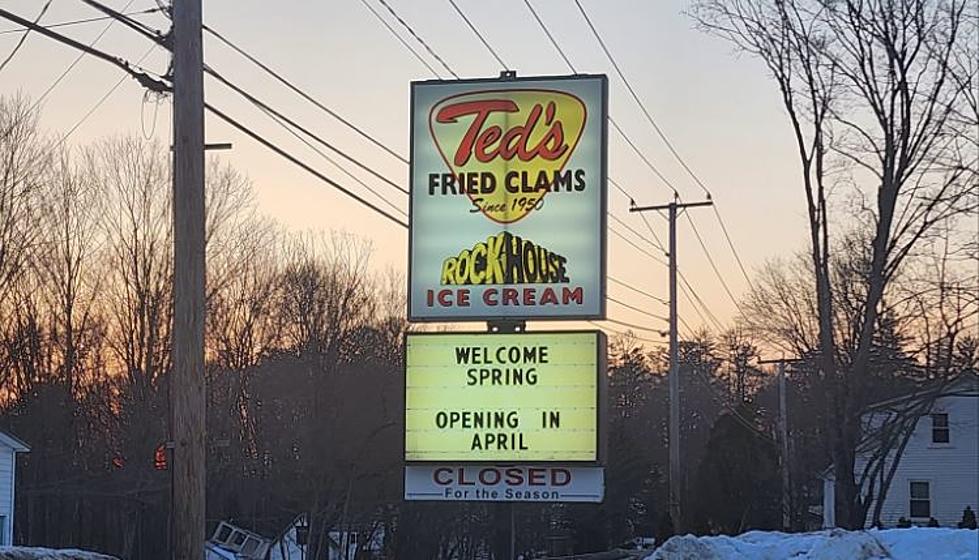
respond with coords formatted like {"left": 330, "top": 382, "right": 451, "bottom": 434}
{"left": 778, "top": 361, "right": 790, "bottom": 531}
{"left": 171, "top": 0, "right": 206, "bottom": 558}
{"left": 667, "top": 201, "right": 681, "bottom": 532}
{"left": 509, "top": 503, "right": 515, "bottom": 560}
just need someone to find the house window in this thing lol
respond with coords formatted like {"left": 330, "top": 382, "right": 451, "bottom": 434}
{"left": 931, "top": 413, "right": 949, "bottom": 443}
{"left": 910, "top": 481, "right": 931, "bottom": 518}
{"left": 0, "top": 515, "right": 6, "bottom": 546}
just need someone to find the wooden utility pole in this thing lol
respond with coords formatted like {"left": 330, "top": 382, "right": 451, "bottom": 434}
{"left": 171, "top": 0, "right": 206, "bottom": 558}
{"left": 630, "top": 198, "right": 712, "bottom": 533}
{"left": 759, "top": 356, "right": 800, "bottom": 531}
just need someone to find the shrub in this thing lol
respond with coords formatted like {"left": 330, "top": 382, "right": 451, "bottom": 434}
{"left": 958, "top": 506, "right": 977, "bottom": 529}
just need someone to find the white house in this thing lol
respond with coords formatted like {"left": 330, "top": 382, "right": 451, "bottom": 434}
{"left": 0, "top": 431, "right": 30, "bottom": 546}
{"left": 822, "top": 373, "right": 978, "bottom": 528}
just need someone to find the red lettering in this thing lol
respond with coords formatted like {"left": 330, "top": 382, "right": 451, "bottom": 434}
{"left": 502, "top": 288, "right": 519, "bottom": 306}
{"left": 458, "top": 467, "right": 476, "bottom": 486}
{"left": 505, "top": 467, "right": 524, "bottom": 486}
{"left": 458, "top": 289, "right": 470, "bottom": 307}
{"left": 436, "top": 99, "right": 568, "bottom": 167}
{"left": 563, "top": 286, "right": 584, "bottom": 305}
{"left": 437, "top": 289, "right": 453, "bottom": 307}
{"left": 539, "top": 287, "right": 558, "bottom": 305}
{"left": 522, "top": 288, "right": 536, "bottom": 306}
{"left": 483, "top": 288, "right": 498, "bottom": 306}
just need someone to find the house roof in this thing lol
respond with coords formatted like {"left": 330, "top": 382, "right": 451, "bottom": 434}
{"left": 0, "top": 431, "right": 30, "bottom": 452}
{"left": 865, "top": 371, "right": 978, "bottom": 412}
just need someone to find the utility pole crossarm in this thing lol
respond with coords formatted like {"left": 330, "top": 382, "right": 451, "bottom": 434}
{"left": 629, "top": 200, "right": 714, "bottom": 213}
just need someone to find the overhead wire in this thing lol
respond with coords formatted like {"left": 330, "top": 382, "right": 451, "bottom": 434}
{"left": 202, "top": 22, "right": 410, "bottom": 164}
{"left": 357, "top": 0, "right": 443, "bottom": 78}
{"left": 0, "top": 0, "right": 53, "bottom": 75}
{"left": 46, "top": 43, "right": 161, "bottom": 157}
{"left": 609, "top": 276, "right": 667, "bottom": 306}
{"left": 375, "top": 0, "right": 458, "bottom": 78}
{"left": 250, "top": 98, "right": 408, "bottom": 218}
{"left": 522, "top": 0, "right": 575, "bottom": 73}
{"left": 446, "top": 0, "right": 508, "bottom": 70}
{"left": 608, "top": 296, "right": 668, "bottom": 322}
{"left": 206, "top": 103, "right": 409, "bottom": 229}
{"left": 200, "top": 7, "right": 674, "bottom": 337}
{"left": 204, "top": 65, "right": 408, "bottom": 196}
{"left": 572, "top": 0, "right": 755, "bottom": 291}
{"left": 0, "top": 7, "right": 160, "bottom": 35}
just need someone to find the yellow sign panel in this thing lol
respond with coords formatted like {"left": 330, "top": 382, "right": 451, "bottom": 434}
{"left": 405, "top": 331, "right": 604, "bottom": 462}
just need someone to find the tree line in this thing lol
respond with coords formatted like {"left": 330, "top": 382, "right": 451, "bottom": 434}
{"left": 2, "top": 0, "right": 977, "bottom": 548}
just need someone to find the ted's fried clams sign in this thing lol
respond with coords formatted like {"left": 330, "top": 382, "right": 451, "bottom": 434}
{"left": 409, "top": 75, "right": 608, "bottom": 321}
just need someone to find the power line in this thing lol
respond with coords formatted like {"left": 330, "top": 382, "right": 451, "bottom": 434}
{"left": 251, "top": 98, "right": 408, "bottom": 218}
{"left": 589, "top": 321, "right": 667, "bottom": 345}
{"left": 446, "top": 0, "right": 508, "bottom": 70}
{"left": 610, "top": 225, "right": 668, "bottom": 267}
{"left": 375, "top": 0, "right": 458, "bottom": 78}
{"left": 0, "top": 0, "right": 53, "bottom": 75}
{"left": 608, "top": 116, "right": 678, "bottom": 197}
{"left": 609, "top": 212, "right": 665, "bottom": 254}
{"left": 572, "top": 0, "right": 755, "bottom": 290}
{"left": 572, "top": 0, "right": 703, "bottom": 197}
{"left": 713, "top": 204, "right": 755, "bottom": 290}
{"left": 678, "top": 270, "right": 726, "bottom": 332}
{"left": 609, "top": 276, "right": 668, "bottom": 306}
{"left": 79, "top": 0, "right": 166, "bottom": 47}
{"left": 0, "top": 7, "right": 160, "bottom": 35}
{"left": 202, "top": 22, "right": 410, "bottom": 164}
{"left": 0, "top": 7, "right": 168, "bottom": 92}
{"left": 601, "top": 317, "right": 666, "bottom": 336}
{"left": 608, "top": 296, "right": 668, "bottom": 323}
{"left": 523, "top": 0, "right": 575, "bottom": 72}
{"left": 684, "top": 212, "right": 743, "bottom": 313}
{"left": 206, "top": 103, "right": 409, "bottom": 229}
{"left": 637, "top": 207, "right": 667, "bottom": 251}
{"left": 357, "top": 0, "right": 442, "bottom": 78}
{"left": 204, "top": 65, "right": 408, "bottom": 196}
{"left": 0, "top": 0, "right": 140, "bottom": 141}
{"left": 46, "top": 43, "right": 161, "bottom": 157}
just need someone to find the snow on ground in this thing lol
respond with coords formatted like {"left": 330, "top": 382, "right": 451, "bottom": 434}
{"left": 0, "top": 549, "right": 118, "bottom": 560}
{"left": 645, "top": 528, "right": 978, "bottom": 560}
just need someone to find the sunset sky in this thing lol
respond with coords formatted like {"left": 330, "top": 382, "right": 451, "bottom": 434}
{"left": 1, "top": 0, "right": 813, "bottom": 340}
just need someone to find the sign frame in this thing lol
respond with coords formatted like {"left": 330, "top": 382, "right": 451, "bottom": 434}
{"left": 402, "top": 330, "right": 608, "bottom": 466}
{"left": 407, "top": 74, "right": 609, "bottom": 323}
{"left": 404, "top": 465, "right": 605, "bottom": 503}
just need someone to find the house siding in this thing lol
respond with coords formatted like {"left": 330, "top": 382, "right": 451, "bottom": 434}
{"left": 0, "top": 446, "right": 13, "bottom": 544}
{"left": 859, "top": 393, "right": 979, "bottom": 528}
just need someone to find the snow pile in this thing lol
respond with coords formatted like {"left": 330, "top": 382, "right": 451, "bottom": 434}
{"left": 0, "top": 549, "right": 118, "bottom": 560}
{"left": 645, "top": 528, "right": 978, "bottom": 560}
{"left": 877, "top": 528, "right": 978, "bottom": 560}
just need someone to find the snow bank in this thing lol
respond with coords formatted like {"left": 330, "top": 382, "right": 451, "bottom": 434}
{"left": 0, "top": 548, "right": 118, "bottom": 560}
{"left": 645, "top": 528, "right": 978, "bottom": 560}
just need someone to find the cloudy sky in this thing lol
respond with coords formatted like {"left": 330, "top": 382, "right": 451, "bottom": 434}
{"left": 1, "top": 0, "right": 814, "bottom": 339}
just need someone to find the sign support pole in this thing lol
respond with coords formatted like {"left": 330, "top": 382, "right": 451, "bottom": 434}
{"left": 630, "top": 197, "right": 712, "bottom": 533}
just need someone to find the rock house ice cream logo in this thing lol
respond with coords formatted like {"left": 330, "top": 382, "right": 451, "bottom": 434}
{"left": 427, "top": 89, "right": 587, "bottom": 224}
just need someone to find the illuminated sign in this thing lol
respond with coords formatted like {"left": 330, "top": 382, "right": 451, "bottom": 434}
{"left": 404, "top": 331, "right": 605, "bottom": 462}
{"left": 409, "top": 75, "right": 608, "bottom": 321}
{"left": 404, "top": 465, "right": 604, "bottom": 503}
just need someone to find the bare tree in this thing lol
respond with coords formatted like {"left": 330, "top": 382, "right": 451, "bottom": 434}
{"left": 694, "top": 0, "right": 978, "bottom": 528}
